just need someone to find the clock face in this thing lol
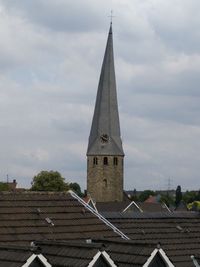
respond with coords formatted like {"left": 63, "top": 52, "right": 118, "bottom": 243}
{"left": 100, "top": 134, "right": 109, "bottom": 143}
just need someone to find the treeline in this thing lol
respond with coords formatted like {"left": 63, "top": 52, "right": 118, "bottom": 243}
{"left": 0, "top": 170, "right": 84, "bottom": 197}
{"left": 130, "top": 186, "right": 200, "bottom": 207}
{"left": 30, "top": 170, "right": 83, "bottom": 196}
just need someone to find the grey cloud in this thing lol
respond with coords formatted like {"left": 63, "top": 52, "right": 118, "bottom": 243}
{"left": 0, "top": 0, "right": 199, "bottom": 191}
{"left": 147, "top": 1, "right": 200, "bottom": 53}
{"left": 120, "top": 93, "right": 200, "bottom": 126}
{"left": 123, "top": 116, "right": 200, "bottom": 191}
{"left": 1, "top": 0, "right": 104, "bottom": 32}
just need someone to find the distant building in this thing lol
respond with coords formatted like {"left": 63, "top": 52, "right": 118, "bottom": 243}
{"left": 0, "top": 179, "right": 17, "bottom": 191}
{"left": 7, "top": 179, "right": 17, "bottom": 191}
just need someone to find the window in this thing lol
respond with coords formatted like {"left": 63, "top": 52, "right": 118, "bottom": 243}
{"left": 113, "top": 157, "right": 118, "bottom": 165}
{"left": 103, "top": 179, "right": 107, "bottom": 187}
{"left": 103, "top": 157, "right": 108, "bottom": 165}
{"left": 93, "top": 157, "right": 98, "bottom": 165}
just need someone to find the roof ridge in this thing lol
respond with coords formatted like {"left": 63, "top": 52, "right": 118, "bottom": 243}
{"left": 0, "top": 191, "right": 70, "bottom": 195}
{"left": 92, "top": 238, "right": 157, "bottom": 247}
{"left": 35, "top": 240, "right": 102, "bottom": 249}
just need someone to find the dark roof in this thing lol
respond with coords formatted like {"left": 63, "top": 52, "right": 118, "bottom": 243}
{"left": 0, "top": 191, "right": 198, "bottom": 266}
{"left": 174, "top": 200, "right": 188, "bottom": 211}
{"left": 96, "top": 201, "right": 170, "bottom": 213}
{"left": 96, "top": 201, "right": 130, "bottom": 212}
{"left": 194, "top": 254, "right": 200, "bottom": 265}
{"left": 139, "top": 202, "right": 170, "bottom": 213}
{"left": 0, "top": 245, "right": 33, "bottom": 267}
{"left": 87, "top": 23, "right": 124, "bottom": 156}
{"left": 103, "top": 210, "right": 199, "bottom": 219}
{"left": 103, "top": 211, "right": 200, "bottom": 267}
{"left": 0, "top": 239, "right": 162, "bottom": 267}
{"left": 36, "top": 239, "right": 157, "bottom": 267}
{"left": 0, "top": 191, "right": 125, "bottom": 245}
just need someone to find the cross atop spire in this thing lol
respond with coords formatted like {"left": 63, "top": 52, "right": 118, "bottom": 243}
{"left": 108, "top": 10, "right": 115, "bottom": 25}
{"left": 87, "top": 24, "right": 124, "bottom": 156}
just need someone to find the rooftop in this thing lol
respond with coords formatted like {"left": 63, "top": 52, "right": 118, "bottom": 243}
{"left": 103, "top": 211, "right": 200, "bottom": 267}
{"left": 0, "top": 239, "right": 171, "bottom": 267}
{"left": 0, "top": 191, "right": 126, "bottom": 245}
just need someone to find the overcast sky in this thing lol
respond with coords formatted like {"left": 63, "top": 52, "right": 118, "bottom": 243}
{"left": 0, "top": 0, "right": 200, "bottom": 191}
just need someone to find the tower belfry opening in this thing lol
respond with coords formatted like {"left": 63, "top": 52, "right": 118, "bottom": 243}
{"left": 86, "top": 24, "right": 124, "bottom": 202}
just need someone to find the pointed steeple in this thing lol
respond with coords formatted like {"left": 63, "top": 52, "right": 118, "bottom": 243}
{"left": 87, "top": 24, "right": 124, "bottom": 156}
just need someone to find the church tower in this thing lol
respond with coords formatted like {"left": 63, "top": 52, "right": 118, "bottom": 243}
{"left": 87, "top": 24, "right": 124, "bottom": 202}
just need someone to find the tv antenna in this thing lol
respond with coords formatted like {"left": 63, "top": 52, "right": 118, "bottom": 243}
{"left": 167, "top": 177, "right": 172, "bottom": 191}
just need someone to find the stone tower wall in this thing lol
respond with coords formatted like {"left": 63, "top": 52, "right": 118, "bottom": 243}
{"left": 87, "top": 155, "right": 124, "bottom": 202}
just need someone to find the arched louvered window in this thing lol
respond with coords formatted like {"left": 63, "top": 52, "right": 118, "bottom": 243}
{"left": 113, "top": 157, "right": 118, "bottom": 165}
{"left": 103, "top": 157, "right": 108, "bottom": 165}
{"left": 93, "top": 157, "right": 98, "bottom": 165}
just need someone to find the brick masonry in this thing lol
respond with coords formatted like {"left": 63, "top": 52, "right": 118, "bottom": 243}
{"left": 87, "top": 155, "right": 124, "bottom": 202}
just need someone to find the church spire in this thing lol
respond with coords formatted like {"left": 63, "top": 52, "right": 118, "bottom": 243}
{"left": 87, "top": 23, "right": 124, "bottom": 156}
{"left": 86, "top": 24, "right": 124, "bottom": 202}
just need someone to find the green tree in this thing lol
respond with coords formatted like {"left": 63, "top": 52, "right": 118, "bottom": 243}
{"left": 69, "top": 182, "right": 83, "bottom": 197}
{"left": 195, "top": 190, "right": 200, "bottom": 201}
{"left": 187, "top": 201, "right": 200, "bottom": 211}
{"left": 183, "top": 191, "right": 196, "bottom": 204}
{"left": 175, "top": 185, "right": 182, "bottom": 207}
{"left": 0, "top": 182, "right": 9, "bottom": 191}
{"left": 138, "top": 190, "right": 155, "bottom": 202}
{"left": 160, "top": 194, "right": 174, "bottom": 207}
{"left": 31, "top": 171, "right": 68, "bottom": 191}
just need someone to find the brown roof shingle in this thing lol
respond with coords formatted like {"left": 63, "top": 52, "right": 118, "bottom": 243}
{"left": 0, "top": 191, "right": 125, "bottom": 245}
{"left": 0, "top": 239, "right": 160, "bottom": 267}
{"left": 104, "top": 211, "right": 200, "bottom": 267}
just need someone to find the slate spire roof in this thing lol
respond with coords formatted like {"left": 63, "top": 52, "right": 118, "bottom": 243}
{"left": 87, "top": 23, "right": 124, "bottom": 156}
